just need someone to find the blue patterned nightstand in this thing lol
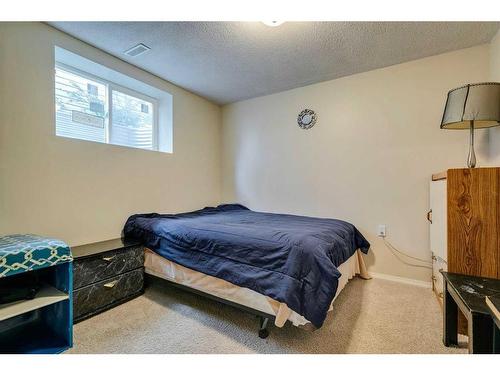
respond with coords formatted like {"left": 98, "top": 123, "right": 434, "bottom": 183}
{"left": 0, "top": 234, "right": 73, "bottom": 354}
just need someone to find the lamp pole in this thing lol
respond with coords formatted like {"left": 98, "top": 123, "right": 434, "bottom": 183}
{"left": 467, "top": 120, "right": 476, "bottom": 168}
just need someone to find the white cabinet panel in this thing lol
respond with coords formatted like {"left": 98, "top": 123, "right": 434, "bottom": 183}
{"left": 432, "top": 254, "right": 447, "bottom": 301}
{"left": 429, "top": 180, "right": 447, "bottom": 262}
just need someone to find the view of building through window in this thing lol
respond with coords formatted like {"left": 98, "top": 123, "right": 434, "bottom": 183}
{"left": 55, "top": 65, "right": 157, "bottom": 151}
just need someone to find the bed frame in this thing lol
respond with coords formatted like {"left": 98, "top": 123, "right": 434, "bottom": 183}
{"left": 145, "top": 273, "right": 274, "bottom": 338}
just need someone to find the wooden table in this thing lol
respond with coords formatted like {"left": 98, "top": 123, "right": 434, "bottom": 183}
{"left": 441, "top": 271, "right": 500, "bottom": 354}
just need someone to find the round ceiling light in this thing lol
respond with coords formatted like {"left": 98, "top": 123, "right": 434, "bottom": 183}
{"left": 262, "top": 21, "right": 285, "bottom": 27}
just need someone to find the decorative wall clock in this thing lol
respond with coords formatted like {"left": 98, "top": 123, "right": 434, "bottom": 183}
{"left": 297, "top": 109, "right": 317, "bottom": 129}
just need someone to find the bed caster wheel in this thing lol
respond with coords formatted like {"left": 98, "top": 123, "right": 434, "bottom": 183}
{"left": 258, "top": 316, "right": 269, "bottom": 339}
{"left": 258, "top": 328, "right": 269, "bottom": 339}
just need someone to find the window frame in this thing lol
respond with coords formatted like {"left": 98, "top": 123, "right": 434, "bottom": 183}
{"left": 55, "top": 62, "right": 159, "bottom": 151}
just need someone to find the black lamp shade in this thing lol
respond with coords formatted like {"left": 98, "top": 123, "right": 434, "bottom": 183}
{"left": 441, "top": 82, "right": 500, "bottom": 129}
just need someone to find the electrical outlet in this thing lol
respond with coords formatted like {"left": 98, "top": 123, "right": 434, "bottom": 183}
{"left": 377, "top": 225, "right": 386, "bottom": 237}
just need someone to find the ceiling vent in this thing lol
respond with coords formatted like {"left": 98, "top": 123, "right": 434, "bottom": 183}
{"left": 124, "top": 43, "right": 151, "bottom": 57}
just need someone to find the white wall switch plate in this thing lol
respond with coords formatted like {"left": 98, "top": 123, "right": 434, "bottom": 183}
{"left": 377, "top": 225, "right": 386, "bottom": 237}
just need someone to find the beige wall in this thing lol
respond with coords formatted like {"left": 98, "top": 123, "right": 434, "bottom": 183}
{"left": 488, "top": 30, "right": 500, "bottom": 164}
{"left": 1, "top": 22, "right": 496, "bottom": 283}
{"left": 0, "top": 22, "right": 222, "bottom": 246}
{"left": 222, "top": 45, "right": 491, "bottom": 282}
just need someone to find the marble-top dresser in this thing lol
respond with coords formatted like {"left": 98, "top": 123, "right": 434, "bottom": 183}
{"left": 71, "top": 238, "right": 144, "bottom": 323}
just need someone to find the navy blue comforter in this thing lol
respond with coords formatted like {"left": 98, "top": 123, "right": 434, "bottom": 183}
{"left": 124, "top": 204, "right": 370, "bottom": 327}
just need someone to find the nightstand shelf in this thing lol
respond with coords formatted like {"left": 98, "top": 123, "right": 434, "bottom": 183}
{"left": 0, "top": 301, "right": 71, "bottom": 354}
{"left": 0, "top": 284, "right": 68, "bottom": 321}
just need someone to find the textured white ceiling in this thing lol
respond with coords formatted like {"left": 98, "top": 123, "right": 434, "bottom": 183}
{"left": 49, "top": 22, "right": 499, "bottom": 105}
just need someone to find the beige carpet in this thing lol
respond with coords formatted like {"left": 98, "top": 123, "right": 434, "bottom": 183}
{"left": 68, "top": 277, "right": 467, "bottom": 354}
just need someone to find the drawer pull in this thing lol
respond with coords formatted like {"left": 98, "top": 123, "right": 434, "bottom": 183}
{"left": 103, "top": 280, "right": 118, "bottom": 289}
{"left": 102, "top": 256, "right": 116, "bottom": 262}
{"left": 426, "top": 209, "right": 432, "bottom": 224}
{"left": 438, "top": 292, "right": 444, "bottom": 299}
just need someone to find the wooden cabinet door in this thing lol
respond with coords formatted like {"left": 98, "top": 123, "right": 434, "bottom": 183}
{"left": 447, "top": 168, "right": 500, "bottom": 278}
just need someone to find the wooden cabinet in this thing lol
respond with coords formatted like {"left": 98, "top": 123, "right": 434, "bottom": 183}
{"left": 429, "top": 168, "right": 500, "bottom": 333}
{"left": 430, "top": 168, "right": 500, "bottom": 275}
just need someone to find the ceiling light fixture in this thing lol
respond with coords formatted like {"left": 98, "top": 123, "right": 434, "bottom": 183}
{"left": 262, "top": 21, "right": 284, "bottom": 27}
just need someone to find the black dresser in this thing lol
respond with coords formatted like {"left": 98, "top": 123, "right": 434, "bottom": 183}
{"left": 71, "top": 238, "right": 144, "bottom": 323}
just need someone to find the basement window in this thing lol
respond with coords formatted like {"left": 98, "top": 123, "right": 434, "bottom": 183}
{"left": 54, "top": 46, "right": 172, "bottom": 153}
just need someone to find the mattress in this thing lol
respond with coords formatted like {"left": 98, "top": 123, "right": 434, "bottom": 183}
{"left": 144, "top": 248, "right": 370, "bottom": 328}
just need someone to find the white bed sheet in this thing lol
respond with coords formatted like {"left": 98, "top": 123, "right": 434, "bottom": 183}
{"left": 144, "top": 248, "right": 370, "bottom": 328}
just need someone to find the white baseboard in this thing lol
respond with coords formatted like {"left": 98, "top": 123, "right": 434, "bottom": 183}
{"left": 369, "top": 272, "right": 432, "bottom": 289}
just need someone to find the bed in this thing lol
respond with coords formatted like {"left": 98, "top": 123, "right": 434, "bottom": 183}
{"left": 124, "top": 204, "right": 370, "bottom": 337}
